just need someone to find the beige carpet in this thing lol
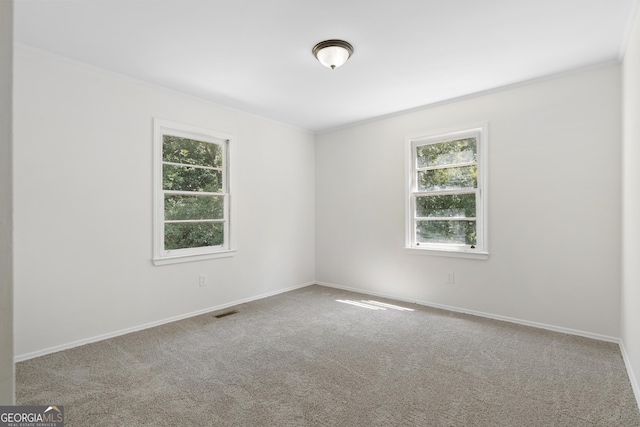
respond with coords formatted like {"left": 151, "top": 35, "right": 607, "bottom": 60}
{"left": 16, "top": 285, "right": 640, "bottom": 426}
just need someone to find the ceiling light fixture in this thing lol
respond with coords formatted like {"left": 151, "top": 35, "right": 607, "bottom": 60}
{"left": 312, "top": 39, "right": 354, "bottom": 70}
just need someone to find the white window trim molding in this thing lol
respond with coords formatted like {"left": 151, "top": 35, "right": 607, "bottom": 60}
{"left": 404, "top": 122, "right": 489, "bottom": 260}
{"left": 153, "top": 118, "right": 237, "bottom": 266}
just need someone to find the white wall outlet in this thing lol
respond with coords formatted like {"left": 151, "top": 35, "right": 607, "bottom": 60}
{"left": 446, "top": 272, "right": 455, "bottom": 284}
{"left": 199, "top": 274, "right": 207, "bottom": 287}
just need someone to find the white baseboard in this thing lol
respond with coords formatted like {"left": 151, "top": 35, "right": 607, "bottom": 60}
{"left": 15, "top": 279, "right": 622, "bottom": 359}
{"left": 620, "top": 340, "right": 640, "bottom": 408}
{"left": 15, "top": 281, "right": 315, "bottom": 362}
{"left": 315, "top": 281, "right": 620, "bottom": 343}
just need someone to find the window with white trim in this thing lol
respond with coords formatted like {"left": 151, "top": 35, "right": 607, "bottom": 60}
{"left": 406, "top": 124, "right": 488, "bottom": 258}
{"left": 153, "top": 119, "right": 235, "bottom": 265}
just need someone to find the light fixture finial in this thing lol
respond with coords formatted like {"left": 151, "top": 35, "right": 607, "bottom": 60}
{"left": 312, "top": 39, "right": 354, "bottom": 70}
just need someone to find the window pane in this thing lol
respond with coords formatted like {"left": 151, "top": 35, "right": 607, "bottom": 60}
{"left": 418, "top": 165, "right": 477, "bottom": 191}
{"left": 163, "top": 164, "right": 222, "bottom": 192}
{"left": 416, "top": 220, "right": 476, "bottom": 245}
{"left": 165, "top": 195, "right": 224, "bottom": 220}
{"left": 165, "top": 222, "right": 224, "bottom": 250}
{"left": 416, "top": 194, "right": 476, "bottom": 218}
{"left": 417, "top": 138, "right": 476, "bottom": 168}
{"left": 163, "top": 135, "right": 223, "bottom": 168}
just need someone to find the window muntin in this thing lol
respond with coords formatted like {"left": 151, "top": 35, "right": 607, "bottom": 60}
{"left": 154, "top": 119, "right": 235, "bottom": 264}
{"left": 407, "top": 125, "right": 487, "bottom": 257}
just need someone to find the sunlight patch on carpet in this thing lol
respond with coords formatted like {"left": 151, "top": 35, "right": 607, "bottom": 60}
{"left": 336, "top": 299, "right": 415, "bottom": 311}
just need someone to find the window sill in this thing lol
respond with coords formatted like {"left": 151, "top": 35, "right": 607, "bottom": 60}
{"left": 405, "top": 247, "right": 489, "bottom": 260}
{"left": 153, "top": 249, "right": 236, "bottom": 266}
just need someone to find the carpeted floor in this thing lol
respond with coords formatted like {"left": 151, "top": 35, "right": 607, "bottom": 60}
{"left": 16, "top": 285, "right": 640, "bottom": 426}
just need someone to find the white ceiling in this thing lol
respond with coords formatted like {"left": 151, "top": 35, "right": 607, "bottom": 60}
{"left": 14, "top": 0, "right": 639, "bottom": 132}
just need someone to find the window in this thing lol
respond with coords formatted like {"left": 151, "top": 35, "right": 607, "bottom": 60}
{"left": 405, "top": 124, "right": 488, "bottom": 259}
{"left": 153, "top": 119, "right": 236, "bottom": 265}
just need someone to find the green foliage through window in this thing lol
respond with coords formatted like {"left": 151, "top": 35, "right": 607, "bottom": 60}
{"left": 416, "top": 138, "right": 476, "bottom": 168}
{"left": 163, "top": 136, "right": 222, "bottom": 167}
{"left": 163, "top": 164, "right": 222, "bottom": 193}
{"left": 164, "top": 222, "right": 224, "bottom": 250}
{"left": 165, "top": 195, "right": 224, "bottom": 221}
{"left": 416, "top": 194, "right": 476, "bottom": 218}
{"left": 416, "top": 220, "right": 476, "bottom": 245}
{"left": 411, "top": 134, "right": 481, "bottom": 249}
{"left": 162, "top": 135, "right": 226, "bottom": 251}
{"left": 418, "top": 165, "right": 477, "bottom": 191}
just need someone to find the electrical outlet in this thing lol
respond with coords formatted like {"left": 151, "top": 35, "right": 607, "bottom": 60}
{"left": 199, "top": 274, "right": 207, "bottom": 287}
{"left": 446, "top": 272, "right": 455, "bottom": 284}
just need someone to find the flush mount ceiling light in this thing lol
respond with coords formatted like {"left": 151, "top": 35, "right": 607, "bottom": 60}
{"left": 312, "top": 39, "right": 354, "bottom": 70}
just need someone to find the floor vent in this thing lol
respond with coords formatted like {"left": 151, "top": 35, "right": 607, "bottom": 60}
{"left": 214, "top": 310, "right": 238, "bottom": 319}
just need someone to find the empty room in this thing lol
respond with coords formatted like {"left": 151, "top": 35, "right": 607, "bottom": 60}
{"left": 2, "top": 0, "right": 640, "bottom": 425}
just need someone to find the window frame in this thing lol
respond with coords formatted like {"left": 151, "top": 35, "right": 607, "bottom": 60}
{"left": 153, "top": 118, "right": 236, "bottom": 265}
{"left": 405, "top": 123, "right": 489, "bottom": 260}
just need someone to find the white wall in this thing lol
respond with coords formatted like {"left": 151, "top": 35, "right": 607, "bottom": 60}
{"left": 13, "top": 47, "right": 315, "bottom": 358}
{"left": 622, "top": 4, "right": 640, "bottom": 403}
{"left": 0, "top": 0, "right": 14, "bottom": 404}
{"left": 316, "top": 65, "right": 622, "bottom": 339}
